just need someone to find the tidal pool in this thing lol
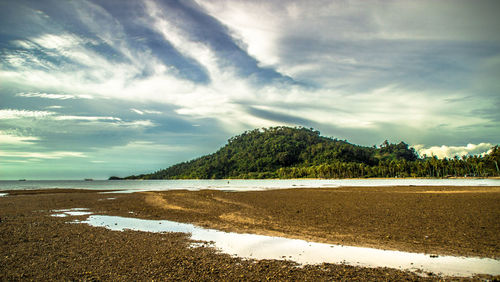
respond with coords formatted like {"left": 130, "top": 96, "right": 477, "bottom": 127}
{"left": 52, "top": 208, "right": 93, "bottom": 217}
{"left": 75, "top": 214, "right": 500, "bottom": 277}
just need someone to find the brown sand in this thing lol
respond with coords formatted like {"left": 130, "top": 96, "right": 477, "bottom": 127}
{"left": 1, "top": 186, "right": 499, "bottom": 280}
{"left": 118, "top": 186, "right": 500, "bottom": 258}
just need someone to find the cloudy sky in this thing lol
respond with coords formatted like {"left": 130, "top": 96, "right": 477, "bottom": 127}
{"left": 1, "top": 0, "right": 499, "bottom": 180}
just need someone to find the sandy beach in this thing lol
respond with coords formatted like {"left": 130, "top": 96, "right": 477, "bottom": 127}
{"left": 1, "top": 186, "right": 499, "bottom": 280}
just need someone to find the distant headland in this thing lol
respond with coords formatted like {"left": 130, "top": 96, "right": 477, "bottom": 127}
{"left": 111, "top": 126, "right": 499, "bottom": 180}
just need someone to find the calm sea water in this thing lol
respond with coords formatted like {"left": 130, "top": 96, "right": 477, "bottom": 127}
{"left": 1, "top": 178, "right": 499, "bottom": 192}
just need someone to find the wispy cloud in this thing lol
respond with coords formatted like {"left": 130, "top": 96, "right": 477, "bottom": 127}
{"left": 0, "top": 151, "right": 86, "bottom": 159}
{"left": 54, "top": 116, "right": 121, "bottom": 121}
{"left": 17, "top": 92, "right": 93, "bottom": 100}
{"left": 131, "top": 108, "right": 144, "bottom": 115}
{"left": 51, "top": 116, "right": 156, "bottom": 128}
{"left": 0, "top": 131, "right": 39, "bottom": 145}
{"left": 145, "top": 0, "right": 218, "bottom": 79}
{"left": 0, "top": 109, "right": 154, "bottom": 128}
{"left": 131, "top": 108, "right": 162, "bottom": 115}
{"left": 29, "top": 33, "right": 90, "bottom": 50}
{"left": 0, "top": 109, "right": 55, "bottom": 119}
{"left": 0, "top": 0, "right": 498, "bottom": 179}
{"left": 196, "top": 0, "right": 282, "bottom": 67}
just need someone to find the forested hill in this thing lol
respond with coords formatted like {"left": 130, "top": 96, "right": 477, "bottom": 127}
{"left": 117, "top": 126, "right": 455, "bottom": 180}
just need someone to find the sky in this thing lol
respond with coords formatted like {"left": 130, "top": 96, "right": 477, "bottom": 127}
{"left": 1, "top": 0, "right": 499, "bottom": 180}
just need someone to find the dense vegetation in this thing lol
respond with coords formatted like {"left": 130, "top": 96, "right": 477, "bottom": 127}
{"left": 115, "top": 127, "right": 499, "bottom": 180}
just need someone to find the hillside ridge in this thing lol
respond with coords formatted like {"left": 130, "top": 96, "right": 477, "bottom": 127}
{"left": 114, "top": 126, "right": 499, "bottom": 179}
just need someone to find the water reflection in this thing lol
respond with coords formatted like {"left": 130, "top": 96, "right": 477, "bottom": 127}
{"left": 52, "top": 208, "right": 93, "bottom": 217}
{"left": 75, "top": 214, "right": 500, "bottom": 277}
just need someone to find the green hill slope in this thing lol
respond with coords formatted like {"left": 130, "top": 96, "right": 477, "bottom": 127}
{"left": 123, "top": 126, "right": 424, "bottom": 179}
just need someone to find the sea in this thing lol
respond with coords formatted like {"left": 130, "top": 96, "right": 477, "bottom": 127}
{"left": 1, "top": 178, "right": 499, "bottom": 193}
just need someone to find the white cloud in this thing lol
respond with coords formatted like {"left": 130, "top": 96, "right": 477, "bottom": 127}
{"left": 53, "top": 116, "right": 156, "bottom": 128}
{"left": 0, "top": 40, "right": 489, "bottom": 142}
{"left": 131, "top": 108, "right": 162, "bottom": 115}
{"left": 0, "top": 131, "right": 39, "bottom": 145}
{"left": 144, "top": 110, "right": 162, "bottom": 115}
{"left": 69, "top": 0, "right": 139, "bottom": 64}
{"left": 10, "top": 33, "right": 113, "bottom": 71}
{"left": 1, "top": 0, "right": 499, "bottom": 180}
{"left": 123, "top": 120, "right": 155, "bottom": 127}
{"left": 4, "top": 50, "right": 58, "bottom": 70}
{"left": 1, "top": 0, "right": 497, "bottom": 150}
{"left": 413, "top": 143, "right": 494, "bottom": 159}
{"left": 11, "top": 39, "right": 38, "bottom": 49}
{"left": 196, "top": 0, "right": 282, "bottom": 67}
{"left": 17, "top": 92, "right": 93, "bottom": 100}
{"left": 145, "top": 0, "right": 221, "bottom": 78}
{"left": 0, "top": 109, "right": 155, "bottom": 130}
{"left": 0, "top": 151, "right": 86, "bottom": 159}
{"left": 111, "top": 141, "right": 187, "bottom": 151}
{"left": 4, "top": 53, "right": 28, "bottom": 67}
{"left": 131, "top": 108, "right": 144, "bottom": 115}
{"left": 54, "top": 115, "right": 122, "bottom": 121}
{"left": 197, "top": 0, "right": 500, "bottom": 89}
{"left": 30, "top": 33, "right": 87, "bottom": 50}
{"left": 1, "top": 159, "right": 30, "bottom": 164}
{"left": 0, "top": 109, "right": 55, "bottom": 119}
{"left": 370, "top": 1, "right": 500, "bottom": 42}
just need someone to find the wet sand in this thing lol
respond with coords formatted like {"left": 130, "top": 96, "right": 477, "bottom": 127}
{"left": 135, "top": 186, "right": 500, "bottom": 258}
{"left": 1, "top": 186, "right": 499, "bottom": 280}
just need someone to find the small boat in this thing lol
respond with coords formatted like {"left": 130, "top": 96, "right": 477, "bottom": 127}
{"left": 84, "top": 178, "right": 93, "bottom": 181}
{"left": 18, "top": 179, "right": 26, "bottom": 181}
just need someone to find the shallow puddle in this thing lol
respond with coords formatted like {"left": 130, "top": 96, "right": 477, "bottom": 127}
{"left": 53, "top": 208, "right": 90, "bottom": 212}
{"left": 75, "top": 214, "right": 500, "bottom": 277}
{"left": 0, "top": 193, "right": 8, "bottom": 197}
{"left": 52, "top": 208, "right": 93, "bottom": 217}
{"left": 51, "top": 213, "right": 69, "bottom": 217}
{"left": 98, "top": 197, "right": 117, "bottom": 201}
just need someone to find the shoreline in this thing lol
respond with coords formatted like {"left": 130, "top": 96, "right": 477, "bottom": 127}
{"left": 2, "top": 176, "right": 500, "bottom": 182}
{"left": 1, "top": 186, "right": 499, "bottom": 280}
